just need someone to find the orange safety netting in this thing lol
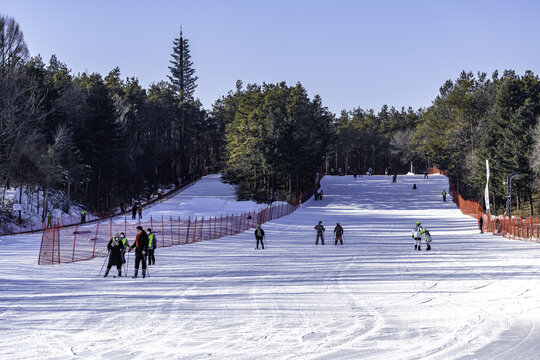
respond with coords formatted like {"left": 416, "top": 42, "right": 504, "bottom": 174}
{"left": 38, "top": 202, "right": 300, "bottom": 265}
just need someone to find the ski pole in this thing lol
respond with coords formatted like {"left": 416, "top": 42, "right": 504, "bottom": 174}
{"left": 98, "top": 253, "right": 108, "bottom": 277}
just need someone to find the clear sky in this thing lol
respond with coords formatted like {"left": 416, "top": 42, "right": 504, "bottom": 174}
{"left": 1, "top": 0, "right": 539, "bottom": 115}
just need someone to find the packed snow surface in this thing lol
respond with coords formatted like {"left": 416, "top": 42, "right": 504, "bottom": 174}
{"left": 1, "top": 174, "right": 540, "bottom": 359}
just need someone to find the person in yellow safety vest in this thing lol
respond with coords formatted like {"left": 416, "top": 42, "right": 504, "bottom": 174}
{"left": 442, "top": 190, "right": 447, "bottom": 202}
{"left": 412, "top": 221, "right": 423, "bottom": 251}
{"left": 422, "top": 228, "right": 432, "bottom": 251}
{"left": 80, "top": 209, "right": 86, "bottom": 223}
{"left": 120, "top": 232, "right": 129, "bottom": 264}
{"left": 47, "top": 213, "right": 53, "bottom": 228}
{"left": 146, "top": 228, "right": 156, "bottom": 265}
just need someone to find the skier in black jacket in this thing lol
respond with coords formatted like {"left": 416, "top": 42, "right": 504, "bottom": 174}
{"left": 104, "top": 233, "right": 125, "bottom": 277}
{"left": 334, "top": 223, "right": 344, "bottom": 245}
{"left": 129, "top": 226, "right": 149, "bottom": 278}
{"left": 254, "top": 224, "right": 265, "bottom": 250}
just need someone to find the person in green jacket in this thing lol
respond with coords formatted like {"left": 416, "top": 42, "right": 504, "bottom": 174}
{"left": 442, "top": 190, "right": 447, "bottom": 202}
{"left": 147, "top": 228, "right": 157, "bottom": 265}
{"left": 120, "top": 232, "right": 129, "bottom": 264}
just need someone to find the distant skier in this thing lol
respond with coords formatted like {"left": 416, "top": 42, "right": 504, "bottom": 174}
{"left": 368, "top": 167, "right": 373, "bottom": 176}
{"left": 254, "top": 224, "right": 265, "bottom": 250}
{"left": 413, "top": 183, "right": 417, "bottom": 189}
{"left": 442, "top": 190, "right": 447, "bottom": 202}
{"left": 137, "top": 205, "right": 143, "bottom": 220}
{"left": 120, "top": 232, "right": 129, "bottom": 264}
{"left": 392, "top": 173, "right": 397, "bottom": 183}
{"left": 47, "top": 213, "right": 53, "bottom": 228}
{"left": 104, "top": 233, "right": 125, "bottom": 277}
{"left": 80, "top": 209, "right": 86, "bottom": 223}
{"left": 422, "top": 228, "right": 432, "bottom": 251}
{"left": 147, "top": 228, "right": 157, "bottom": 265}
{"left": 423, "top": 170, "right": 428, "bottom": 179}
{"left": 334, "top": 223, "right": 344, "bottom": 245}
{"left": 315, "top": 221, "right": 325, "bottom": 245}
{"left": 478, "top": 216, "right": 484, "bottom": 233}
{"left": 319, "top": 189, "right": 324, "bottom": 200}
{"left": 128, "top": 226, "right": 149, "bottom": 278}
{"left": 131, "top": 204, "right": 137, "bottom": 220}
{"left": 412, "top": 221, "right": 423, "bottom": 251}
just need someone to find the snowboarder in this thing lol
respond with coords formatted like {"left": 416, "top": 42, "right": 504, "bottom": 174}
{"left": 478, "top": 216, "right": 484, "bottom": 233}
{"left": 442, "top": 190, "right": 447, "bottom": 202}
{"left": 315, "top": 221, "right": 325, "bottom": 245}
{"left": 120, "top": 232, "right": 129, "bottom": 264}
{"left": 147, "top": 228, "right": 156, "bottom": 265}
{"left": 334, "top": 223, "right": 344, "bottom": 245}
{"left": 131, "top": 204, "right": 137, "bottom": 220}
{"left": 80, "top": 209, "right": 86, "bottom": 223}
{"left": 412, "top": 221, "right": 423, "bottom": 251}
{"left": 104, "top": 233, "right": 125, "bottom": 277}
{"left": 128, "top": 226, "right": 149, "bottom": 278}
{"left": 422, "top": 228, "right": 432, "bottom": 251}
{"left": 254, "top": 224, "right": 265, "bottom": 249}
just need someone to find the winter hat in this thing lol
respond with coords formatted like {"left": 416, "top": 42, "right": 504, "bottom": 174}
{"left": 114, "top": 233, "right": 120, "bottom": 239}
{"left": 147, "top": 228, "right": 152, "bottom": 233}
{"left": 136, "top": 226, "right": 143, "bottom": 231}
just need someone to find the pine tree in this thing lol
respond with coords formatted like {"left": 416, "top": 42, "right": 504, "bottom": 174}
{"left": 168, "top": 27, "right": 198, "bottom": 103}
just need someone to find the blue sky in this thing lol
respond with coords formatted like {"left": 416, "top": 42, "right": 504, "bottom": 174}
{"left": 1, "top": 0, "right": 539, "bottom": 114}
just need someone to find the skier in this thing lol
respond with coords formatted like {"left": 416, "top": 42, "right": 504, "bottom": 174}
{"left": 334, "top": 222, "right": 344, "bottom": 245}
{"left": 147, "top": 228, "right": 156, "bottom": 265}
{"left": 120, "top": 232, "right": 129, "bottom": 264}
{"left": 104, "top": 233, "right": 125, "bottom": 277}
{"left": 319, "top": 189, "right": 324, "bottom": 200}
{"left": 423, "top": 170, "right": 428, "bottom": 179}
{"left": 80, "top": 209, "right": 86, "bottom": 223}
{"left": 478, "top": 216, "right": 484, "bottom": 233}
{"left": 254, "top": 224, "right": 265, "bottom": 250}
{"left": 392, "top": 173, "right": 397, "bottom": 183}
{"left": 368, "top": 167, "right": 373, "bottom": 176}
{"left": 412, "top": 221, "right": 423, "bottom": 251}
{"left": 131, "top": 204, "right": 137, "bottom": 220}
{"left": 137, "top": 205, "right": 143, "bottom": 220}
{"left": 315, "top": 221, "right": 325, "bottom": 245}
{"left": 422, "top": 228, "right": 432, "bottom": 251}
{"left": 413, "top": 183, "right": 417, "bottom": 189}
{"left": 442, "top": 190, "right": 447, "bottom": 202}
{"left": 128, "top": 226, "right": 149, "bottom": 278}
{"left": 47, "top": 213, "right": 53, "bottom": 228}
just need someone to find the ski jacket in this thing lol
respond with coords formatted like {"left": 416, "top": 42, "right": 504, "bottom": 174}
{"left": 412, "top": 224, "right": 423, "bottom": 239}
{"left": 423, "top": 230, "right": 432, "bottom": 243}
{"left": 315, "top": 224, "right": 325, "bottom": 233}
{"left": 334, "top": 225, "right": 344, "bottom": 235}
{"left": 120, "top": 237, "right": 129, "bottom": 249}
{"left": 148, "top": 233, "right": 157, "bottom": 250}
{"left": 254, "top": 228, "right": 265, "bottom": 239}
{"left": 107, "top": 236, "right": 125, "bottom": 266}
{"left": 131, "top": 231, "right": 149, "bottom": 253}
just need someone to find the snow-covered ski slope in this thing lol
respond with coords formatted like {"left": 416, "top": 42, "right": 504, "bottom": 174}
{"left": 2, "top": 174, "right": 540, "bottom": 359}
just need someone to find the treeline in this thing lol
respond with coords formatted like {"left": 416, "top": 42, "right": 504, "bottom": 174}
{"left": 0, "top": 15, "right": 222, "bottom": 219}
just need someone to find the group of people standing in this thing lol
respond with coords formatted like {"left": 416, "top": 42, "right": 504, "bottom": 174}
{"left": 104, "top": 226, "right": 157, "bottom": 278}
{"left": 314, "top": 221, "right": 344, "bottom": 245}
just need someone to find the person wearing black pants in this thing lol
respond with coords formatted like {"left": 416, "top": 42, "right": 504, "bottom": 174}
{"left": 147, "top": 228, "right": 157, "bottom": 265}
{"left": 129, "top": 226, "right": 149, "bottom": 278}
{"left": 255, "top": 224, "right": 265, "bottom": 250}
{"left": 104, "top": 233, "right": 124, "bottom": 277}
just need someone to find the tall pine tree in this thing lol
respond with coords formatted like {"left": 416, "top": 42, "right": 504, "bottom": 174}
{"left": 168, "top": 27, "right": 198, "bottom": 103}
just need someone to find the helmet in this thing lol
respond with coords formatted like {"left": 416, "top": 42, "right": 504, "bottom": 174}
{"left": 416, "top": 221, "right": 421, "bottom": 225}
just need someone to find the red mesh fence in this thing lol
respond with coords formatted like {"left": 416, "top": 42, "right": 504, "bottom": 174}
{"left": 38, "top": 202, "right": 300, "bottom": 265}
{"left": 447, "top": 176, "right": 540, "bottom": 243}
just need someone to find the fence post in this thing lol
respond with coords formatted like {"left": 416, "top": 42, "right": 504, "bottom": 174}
{"left": 92, "top": 220, "right": 100, "bottom": 258}
{"left": 72, "top": 225, "right": 78, "bottom": 262}
{"left": 51, "top": 224, "right": 56, "bottom": 264}
{"left": 170, "top": 216, "right": 174, "bottom": 246}
{"left": 193, "top": 217, "right": 198, "bottom": 243}
{"left": 186, "top": 217, "right": 191, "bottom": 244}
{"left": 57, "top": 223, "right": 61, "bottom": 264}
{"left": 162, "top": 215, "right": 165, "bottom": 247}
{"left": 201, "top": 216, "right": 205, "bottom": 241}
{"left": 225, "top": 215, "right": 229, "bottom": 236}
{"left": 220, "top": 214, "right": 223, "bottom": 237}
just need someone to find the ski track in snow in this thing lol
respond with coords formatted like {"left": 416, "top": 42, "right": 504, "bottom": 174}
{"left": 2, "top": 174, "right": 540, "bottom": 359}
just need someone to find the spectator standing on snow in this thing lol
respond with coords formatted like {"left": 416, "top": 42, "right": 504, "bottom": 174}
{"left": 422, "top": 228, "right": 432, "bottom": 251}
{"left": 478, "top": 216, "right": 484, "bottom": 233}
{"left": 315, "top": 221, "right": 325, "bottom": 245}
{"left": 147, "top": 228, "right": 157, "bottom": 265}
{"left": 442, "top": 190, "right": 447, "bottom": 202}
{"left": 80, "top": 209, "right": 86, "bottom": 223}
{"left": 368, "top": 167, "right": 373, "bottom": 176}
{"left": 254, "top": 224, "right": 265, "bottom": 250}
{"left": 47, "top": 213, "right": 53, "bottom": 228}
{"left": 319, "top": 189, "right": 324, "bottom": 200}
{"left": 120, "top": 232, "right": 129, "bottom": 264}
{"left": 334, "top": 223, "right": 344, "bottom": 245}
{"left": 129, "top": 226, "right": 149, "bottom": 278}
{"left": 137, "top": 204, "right": 143, "bottom": 220}
{"left": 131, "top": 204, "right": 137, "bottom": 220}
{"left": 412, "top": 221, "right": 423, "bottom": 251}
{"left": 104, "top": 233, "right": 125, "bottom": 277}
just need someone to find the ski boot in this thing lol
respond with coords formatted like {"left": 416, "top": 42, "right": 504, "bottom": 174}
{"left": 414, "top": 244, "right": 417, "bottom": 250}
{"left": 142, "top": 269, "right": 146, "bottom": 279}
{"left": 426, "top": 244, "right": 431, "bottom": 251}
{"left": 132, "top": 269, "right": 138, "bottom": 278}
{"left": 417, "top": 246, "right": 421, "bottom": 251}
{"left": 118, "top": 269, "right": 122, "bottom": 277}
{"left": 103, "top": 269, "right": 109, "bottom": 278}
